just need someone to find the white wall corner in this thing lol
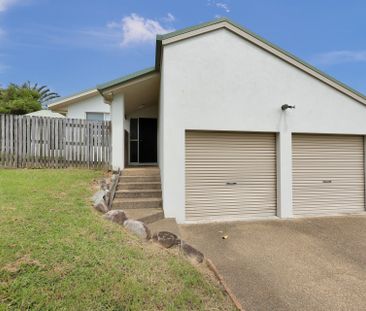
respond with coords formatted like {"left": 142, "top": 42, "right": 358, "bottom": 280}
{"left": 277, "top": 131, "right": 293, "bottom": 218}
{"left": 364, "top": 136, "right": 366, "bottom": 211}
{"left": 161, "top": 128, "right": 186, "bottom": 223}
{"left": 174, "top": 130, "right": 186, "bottom": 223}
{"left": 111, "top": 94, "right": 125, "bottom": 171}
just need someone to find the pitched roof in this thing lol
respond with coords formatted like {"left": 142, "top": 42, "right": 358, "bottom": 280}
{"left": 97, "top": 67, "right": 157, "bottom": 92}
{"left": 157, "top": 17, "right": 229, "bottom": 41}
{"left": 155, "top": 18, "right": 366, "bottom": 105}
{"left": 50, "top": 68, "right": 158, "bottom": 110}
{"left": 48, "top": 87, "right": 99, "bottom": 110}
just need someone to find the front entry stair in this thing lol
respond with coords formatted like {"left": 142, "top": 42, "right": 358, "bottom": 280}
{"left": 112, "top": 167, "right": 164, "bottom": 224}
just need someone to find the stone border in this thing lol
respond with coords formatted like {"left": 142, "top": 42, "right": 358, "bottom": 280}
{"left": 91, "top": 170, "right": 120, "bottom": 214}
{"left": 149, "top": 226, "right": 243, "bottom": 310}
{"left": 92, "top": 177, "right": 243, "bottom": 310}
{"left": 107, "top": 169, "right": 120, "bottom": 209}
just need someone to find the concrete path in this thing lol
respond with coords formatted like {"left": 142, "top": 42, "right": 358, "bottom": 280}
{"left": 179, "top": 216, "right": 366, "bottom": 311}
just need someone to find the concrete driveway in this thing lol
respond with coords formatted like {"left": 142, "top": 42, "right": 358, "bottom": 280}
{"left": 179, "top": 216, "right": 366, "bottom": 311}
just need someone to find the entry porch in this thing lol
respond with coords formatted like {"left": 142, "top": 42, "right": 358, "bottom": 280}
{"left": 98, "top": 68, "right": 160, "bottom": 170}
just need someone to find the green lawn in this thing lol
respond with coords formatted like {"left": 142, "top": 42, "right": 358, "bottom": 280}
{"left": 0, "top": 169, "right": 233, "bottom": 311}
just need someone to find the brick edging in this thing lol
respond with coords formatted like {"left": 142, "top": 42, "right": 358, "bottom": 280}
{"left": 206, "top": 258, "right": 245, "bottom": 311}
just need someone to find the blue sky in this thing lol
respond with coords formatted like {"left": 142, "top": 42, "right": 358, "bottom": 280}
{"left": 0, "top": 0, "right": 365, "bottom": 97}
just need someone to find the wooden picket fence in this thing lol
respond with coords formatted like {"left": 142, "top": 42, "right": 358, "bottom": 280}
{"left": 0, "top": 114, "right": 112, "bottom": 168}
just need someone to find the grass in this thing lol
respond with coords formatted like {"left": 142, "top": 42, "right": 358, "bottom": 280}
{"left": 0, "top": 169, "right": 234, "bottom": 311}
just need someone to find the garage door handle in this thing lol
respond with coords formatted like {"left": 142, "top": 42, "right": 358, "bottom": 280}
{"left": 322, "top": 180, "right": 332, "bottom": 183}
{"left": 226, "top": 182, "right": 237, "bottom": 185}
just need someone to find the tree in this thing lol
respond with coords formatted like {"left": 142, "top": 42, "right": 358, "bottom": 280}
{"left": 20, "top": 81, "right": 60, "bottom": 106}
{"left": 0, "top": 84, "right": 41, "bottom": 115}
{"left": 0, "top": 82, "right": 60, "bottom": 115}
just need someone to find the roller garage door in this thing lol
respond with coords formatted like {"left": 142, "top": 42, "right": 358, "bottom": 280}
{"left": 185, "top": 131, "right": 277, "bottom": 221}
{"left": 293, "top": 134, "right": 365, "bottom": 216}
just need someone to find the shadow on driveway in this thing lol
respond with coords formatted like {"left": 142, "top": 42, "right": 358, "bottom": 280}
{"left": 179, "top": 216, "right": 366, "bottom": 311}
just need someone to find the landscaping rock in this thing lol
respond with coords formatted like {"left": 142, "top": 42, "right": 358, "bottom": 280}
{"left": 153, "top": 231, "right": 179, "bottom": 248}
{"left": 100, "top": 179, "right": 109, "bottom": 191}
{"left": 103, "top": 210, "right": 127, "bottom": 225}
{"left": 92, "top": 190, "right": 108, "bottom": 204}
{"left": 123, "top": 220, "right": 151, "bottom": 240}
{"left": 93, "top": 197, "right": 109, "bottom": 214}
{"left": 180, "top": 241, "right": 204, "bottom": 263}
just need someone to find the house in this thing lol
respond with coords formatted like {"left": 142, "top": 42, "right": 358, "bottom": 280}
{"left": 49, "top": 88, "right": 111, "bottom": 121}
{"left": 49, "top": 18, "right": 366, "bottom": 224}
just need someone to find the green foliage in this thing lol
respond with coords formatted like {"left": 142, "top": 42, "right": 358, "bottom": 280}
{"left": 20, "top": 81, "right": 60, "bottom": 104}
{"left": 0, "top": 84, "right": 41, "bottom": 115}
{"left": 0, "top": 169, "right": 233, "bottom": 310}
{"left": 0, "top": 82, "right": 60, "bottom": 115}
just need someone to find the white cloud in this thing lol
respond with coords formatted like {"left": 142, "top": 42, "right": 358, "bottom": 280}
{"left": 312, "top": 50, "right": 366, "bottom": 65}
{"left": 0, "top": 0, "right": 19, "bottom": 12}
{"left": 108, "top": 13, "right": 175, "bottom": 47}
{"left": 208, "top": 1, "right": 230, "bottom": 13}
{"left": 162, "top": 13, "right": 175, "bottom": 23}
{"left": 216, "top": 2, "right": 230, "bottom": 13}
{"left": 4, "top": 13, "right": 175, "bottom": 50}
{"left": 0, "top": 27, "right": 5, "bottom": 37}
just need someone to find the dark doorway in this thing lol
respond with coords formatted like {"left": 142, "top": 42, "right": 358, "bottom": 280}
{"left": 129, "top": 118, "right": 157, "bottom": 164}
{"left": 139, "top": 118, "right": 157, "bottom": 163}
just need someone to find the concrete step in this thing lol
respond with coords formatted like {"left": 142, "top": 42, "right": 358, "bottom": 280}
{"left": 123, "top": 208, "right": 164, "bottom": 224}
{"left": 119, "top": 176, "right": 160, "bottom": 183}
{"left": 115, "top": 189, "right": 162, "bottom": 199}
{"left": 112, "top": 198, "right": 162, "bottom": 209}
{"left": 118, "top": 182, "right": 161, "bottom": 190}
{"left": 122, "top": 168, "right": 160, "bottom": 177}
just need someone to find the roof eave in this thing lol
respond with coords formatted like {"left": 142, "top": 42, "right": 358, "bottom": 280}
{"left": 155, "top": 39, "right": 163, "bottom": 70}
{"left": 48, "top": 88, "right": 99, "bottom": 110}
{"left": 97, "top": 67, "right": 158, "bottom": 94}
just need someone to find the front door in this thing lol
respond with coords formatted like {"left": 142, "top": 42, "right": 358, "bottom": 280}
{"left": 139, "top": 118, "right": 157, "bottom": 163}
{"left": 129, "top": 118, "right": 157, "bottom": 164}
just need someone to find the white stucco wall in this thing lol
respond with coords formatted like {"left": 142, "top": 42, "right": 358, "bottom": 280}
{"left": 158, "top": 75, "right": 165, "bottom": 210}
{"left": 127, "top": 104, "right": 158, "bottom": 119}
{"left": 111, "top": 94, "right": 125, "bottom": 170}
{"left": 65, "top": 93, "right": 130, "bottom": 133}
{"left": 66, "top": 94, "right": 111, "bottom": 119}
{"left": 160, "top": 28, "right": 366, "bottom": 223}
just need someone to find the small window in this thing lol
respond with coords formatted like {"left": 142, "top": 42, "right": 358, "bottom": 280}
{"left": 86, "top": 112, "right": 109, "bottom": 121}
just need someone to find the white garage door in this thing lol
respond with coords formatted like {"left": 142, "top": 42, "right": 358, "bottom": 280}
{"left": 293, "top": 134, "right": 365, "bottom": 216}
{"left": 185, "top": 131, "right": 277, "bottom": 221}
